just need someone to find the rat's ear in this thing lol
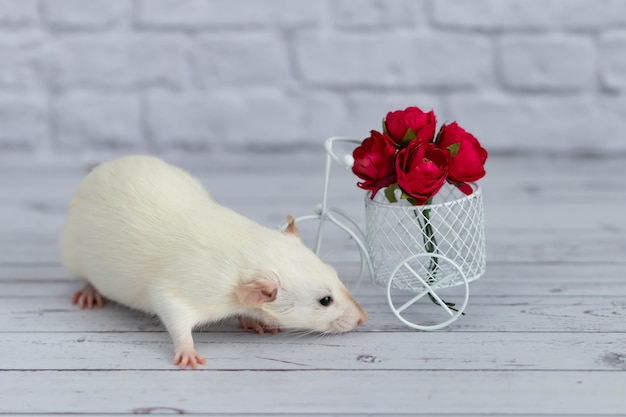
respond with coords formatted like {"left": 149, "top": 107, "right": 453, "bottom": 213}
{"left": 236, "top": 274, "right": 278, "bottom": 307}
{"left": 284, "top": 215, "right": 299, "bottom": 236}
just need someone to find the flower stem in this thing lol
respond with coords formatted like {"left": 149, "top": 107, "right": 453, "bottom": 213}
{"left": 418, "top": 202, "right": 465, "bottom": 315}
{"left": 421, "top": 205, "right": 439, "bottom": 279}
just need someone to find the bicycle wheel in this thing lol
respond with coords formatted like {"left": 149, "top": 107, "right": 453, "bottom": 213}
{"left": 386, "top": 253, "right": 469, "bottom": 330}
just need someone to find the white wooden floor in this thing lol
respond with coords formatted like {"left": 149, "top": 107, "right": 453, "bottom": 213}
{"left": 1, "top": 152, "right": 625, "bottom": 416}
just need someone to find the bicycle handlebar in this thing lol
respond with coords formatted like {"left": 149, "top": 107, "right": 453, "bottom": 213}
{"left": 324, "top": 136, "right": 361, "bottom": 169}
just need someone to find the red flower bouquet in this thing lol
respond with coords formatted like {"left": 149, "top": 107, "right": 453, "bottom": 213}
{"left": 355, "top": 106, "right": 488, "bottom": 314}
{"left": 352, "top": 106, "right": 488, "bottom": 205}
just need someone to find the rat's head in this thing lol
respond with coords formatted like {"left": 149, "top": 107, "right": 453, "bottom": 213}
{"left": 235, "top": 216, "right": 367, "bottom": 333}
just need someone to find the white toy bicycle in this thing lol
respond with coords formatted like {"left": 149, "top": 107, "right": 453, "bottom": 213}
{"left": 285, "top": 137, "right": 486, "bottom": 330}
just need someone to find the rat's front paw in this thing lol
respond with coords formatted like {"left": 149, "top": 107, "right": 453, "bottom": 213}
{"left": 71, "top": 283, "right": 106, "bottom": 309}
{"left": 174, "top": 349, "right": 206, "bottom": 369}
{"left": 238, "top": 315, "right": 280, "bottom": 335}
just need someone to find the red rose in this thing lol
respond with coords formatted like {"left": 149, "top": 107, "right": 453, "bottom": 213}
{"left": 384, "top": 106, "right": 437, "bottom": 146}
{"left": 436, "top": 122, "right": 487, "bottom": 194}
{"left": 352, "top": 130, "right": 397, "bottom": 198}
{"left": 396, "top": 141, "right": 450, "bottom": 205}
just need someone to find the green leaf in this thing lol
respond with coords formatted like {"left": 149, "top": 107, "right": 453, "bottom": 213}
{"left": 400, "top": 128, "right": 417, "bottom": 148}
{"left": 399, "top": 128, "right": 417, "bottom": 148}
{"left": 447, "top": 142, "right": 461, "bottom": 158}
{"left": 384, "top": 183, "right": 399, "bottom": 203}
{"left": 382, "top": 118, "right": 389, "bottom": 135}
{"left": 399, "top": 190, "right": 417, "bottom": 205}
{"left": 435, "top": 124, "right": 446, "bottom": 144}
{"left": 403, "top": 127, "right": 416, "bottom": 141}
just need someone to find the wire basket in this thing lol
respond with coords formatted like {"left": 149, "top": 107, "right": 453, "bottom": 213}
{"left": 364, "top": 182, "right": 486, "bottom": 292}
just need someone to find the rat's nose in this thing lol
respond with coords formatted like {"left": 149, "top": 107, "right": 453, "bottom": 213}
{"left": 357, "top": 311, "right": 367, "bottom": 326}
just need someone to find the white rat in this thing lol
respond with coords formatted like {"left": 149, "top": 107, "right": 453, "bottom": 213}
{"left": 59, "top": 155, "right": 367, "bottom": 369}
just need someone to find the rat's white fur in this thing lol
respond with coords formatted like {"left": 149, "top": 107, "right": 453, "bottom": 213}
{"left": 59, "top": 155, "right": 367, "bottom": 367}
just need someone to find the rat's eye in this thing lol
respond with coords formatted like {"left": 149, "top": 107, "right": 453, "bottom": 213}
{"left": 319, "top": 296, "right": 333, "bottom": 307}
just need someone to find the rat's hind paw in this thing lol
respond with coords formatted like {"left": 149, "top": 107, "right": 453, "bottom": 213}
{"left": 174, "top": 349, "right": 206, "bottom": 369}
{"left": 71, "top": 283, "right": 106, "bottom": 309}
{"left": 238, "top": 315, "right": 281, "bottom": 335}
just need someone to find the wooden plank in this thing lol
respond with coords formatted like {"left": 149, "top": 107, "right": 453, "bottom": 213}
{"left": 2, "top": 156, "right": 625, "bottom": 265}
{"left": 4, "top": 278, "right": 626, "bottom": 298}
{"left": 0, "top": 264, "right": 72, "bottom": 280}
{"left": 7, "top": 266, "right": 626, "bottom": 303}
{"left": 163, "top": 160, "right": 626, "bottom": 206}
{"left": 1, "top": 370, "right": 625, "bottom": 415}
{"left": 0, "top": 331, "right": 624, "bottom": 372}
{"left": 2, "top": 192, "right": 625, "bottom": 239}
{"left": 204, "top": 157, "right": 626, "bottom": 204}
{"left": 2, "top": 156, "right": 626, "bottom": 232}
{"left": 0, "top": 414, "right": 608, "bottom": 417}
{"left": 1, "top": 153, "right": 623, "bottom": 185}
{"left": 1, "top": 294, "right": 624, "bottom": 333}
{"left": 1, "top": 413, "right": 616, "bottom": 417}
{"left": 0, "top": 163, "right": 623, "bottom": 222}
{"left": 2, "top": 261, "right": 625, "bottom": 281}
{"left": 1, "top": 225, "right": 625, "bottom": 264}
{"left": 4, "top": 262, "right": 626, "bottom": 297}
{"left": 0, "top": 415, "right": 588, "bottom": 417}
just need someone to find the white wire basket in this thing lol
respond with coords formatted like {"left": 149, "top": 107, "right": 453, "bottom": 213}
{"left": 364, "top": 182, "right": 486, "bottom": 291}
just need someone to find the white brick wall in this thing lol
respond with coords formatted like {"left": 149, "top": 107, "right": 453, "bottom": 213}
{"left": 1, "top": 0, "right": 625, "bottom": 159}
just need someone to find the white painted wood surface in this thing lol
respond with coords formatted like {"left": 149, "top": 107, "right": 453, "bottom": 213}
{"left": 1, "top": 154, "right": 625, "bottom": 416}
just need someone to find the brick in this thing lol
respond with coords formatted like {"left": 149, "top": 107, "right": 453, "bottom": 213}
{"left": 145, "top": 90, "right": 297, "bottom": 150}
{"left": 499, "top": 36, "right": 594, "bottom": 91}
{"left": 556, "top": 0, "right": 626, "bottom": 30}
{"left": 147, "top": 91, "right": 347, "bottom": 151}
{"left": 0, "top": 33, "right": 47, "bottom": 90}
{"left": 0, "top": 94, "right": 47, "bottom": 150}
{"left": 448, "top": 94, "right": 626, "bottom": 154}
{"left": 332, "top": 0, "right": 426, "bottom": 29}
{"left": 192, "top": 34, "right": 290, "bottom": 88}
{"left": 432, "top": 0, "right": 561, "bottom": 30}
{"left": 600, "top": 32, "right": 626, "bottom": 91}
{"left": 416, "top": 35, "right": 493, "bottom": 89}
{"left": 295, "top": 33, "right": 404, "bottom": 87}
{"left": 0, "top": 0, "right": 38, "bottom": 27}
{"left": 41, "top": 0, "right": 132, "bottom": 30}
{"left": 52, "top": 92, "right": 142, "bottom": 150}
{"left": 146, "top": 92, "right": 223, "bottom": 150}
{"left": 433, "top": 0, "right": 626, "bottom": 31}
{"left": 49, "top": 34, "right": 188, "bottom": 90}
{"left": 295, "top": 33, "right": 492, "bottom": 88}
{"left": 137, "top": 0, "right": 323, "bottom": 28}
{"left": 592, "top": 96, "right": 626, "bottom": 153}
{"left": 296, "top": 93, "right": 349, "bottom": 147}
{"left": 262, "top": 0, "right": 325, "bottom": 27}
